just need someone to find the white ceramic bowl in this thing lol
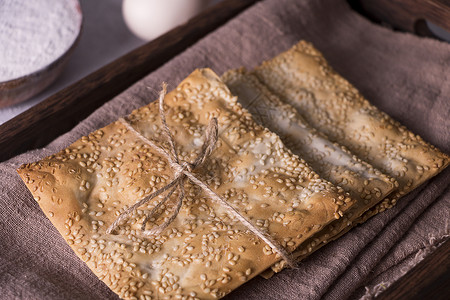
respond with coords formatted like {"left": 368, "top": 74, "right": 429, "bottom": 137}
{"left": 0, "top": 0, "right": 83, "bottom": 108}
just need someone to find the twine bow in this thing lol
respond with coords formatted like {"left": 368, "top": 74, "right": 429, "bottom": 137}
{"left": 106, "top": 83, "right": 294, "bottom": 267}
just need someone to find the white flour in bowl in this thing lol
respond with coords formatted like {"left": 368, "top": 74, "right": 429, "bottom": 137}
{"left": 0, "top": 0, "right": 82, "bottom": 82}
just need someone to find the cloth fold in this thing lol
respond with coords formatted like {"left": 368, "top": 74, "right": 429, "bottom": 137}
{"left": 0, "top": 0, "right": 448, "bottom": 299}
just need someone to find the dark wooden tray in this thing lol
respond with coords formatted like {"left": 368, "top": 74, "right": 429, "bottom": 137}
{"left": 351, "top": 0, "right": 450, "bottom": 38}
{"left": 0, "top": 0, "right": 448, "bottom": 299}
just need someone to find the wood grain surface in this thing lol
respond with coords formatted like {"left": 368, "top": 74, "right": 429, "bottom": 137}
{"left": 352, "top": 0, "right": 450, "bottom": 38}
{"left": 0, "top": 0, "right": 448, "bottom": 299}
{"left": 377, "top": 239, "right": 450, "bottom": 300}
{"left": 0, "top": 0, "right": 260, "bottom": 162}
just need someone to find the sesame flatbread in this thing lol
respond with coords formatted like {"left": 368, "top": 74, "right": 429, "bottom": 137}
{"left": 222, "top": 68, "right": 396, "bottom": 274}
{"left": 253, "top": 41, "right": 449, "bottom": 223}
{"left": 18, "top": 69, "right": 354, "bottom": 299}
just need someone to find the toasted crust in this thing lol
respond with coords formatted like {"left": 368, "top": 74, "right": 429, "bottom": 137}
{"left": 18, "top": 69, "right": 354, "bottom": 299}
{"left": 253, "top": 41, "right": 449, "bottom": 219}
{"left": 222, "top": 68, "right": 397, "bottom": 273}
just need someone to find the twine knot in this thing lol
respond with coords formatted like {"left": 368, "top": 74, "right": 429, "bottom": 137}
{"left": 179, "top": 161, "right": 194, "bottom": 173}
{"left": 106, "top": 83, "right": 295, "bottom": 267}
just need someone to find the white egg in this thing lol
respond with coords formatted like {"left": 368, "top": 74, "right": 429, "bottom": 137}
{"left": 122, "top": 0, "right": 211, "bottom": 41}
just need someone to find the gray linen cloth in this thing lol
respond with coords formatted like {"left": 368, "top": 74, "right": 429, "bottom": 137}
{"left": 0, "top": 0, "right": 449, "bottom": 299}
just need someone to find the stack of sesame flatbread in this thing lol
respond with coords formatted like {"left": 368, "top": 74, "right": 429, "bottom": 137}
{"left": 17, "top": 41, "right": 448, "bottom": 299}
{"left": 223, "top": 41, "right": 449, "bottom": 275}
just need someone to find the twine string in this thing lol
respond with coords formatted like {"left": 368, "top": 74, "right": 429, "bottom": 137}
{"left": 106, "top": 84, "right": 294, "bottom": 267}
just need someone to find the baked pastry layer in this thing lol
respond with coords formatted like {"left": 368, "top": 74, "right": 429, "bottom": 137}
{"left": 253, "top": 41, "right": 449, "bottom": 220}
{"left": 18, "top": 69, "right": 353, "bottom": 299}
{"left": 222, "top": 69, "right": 396, "bottom": 274}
